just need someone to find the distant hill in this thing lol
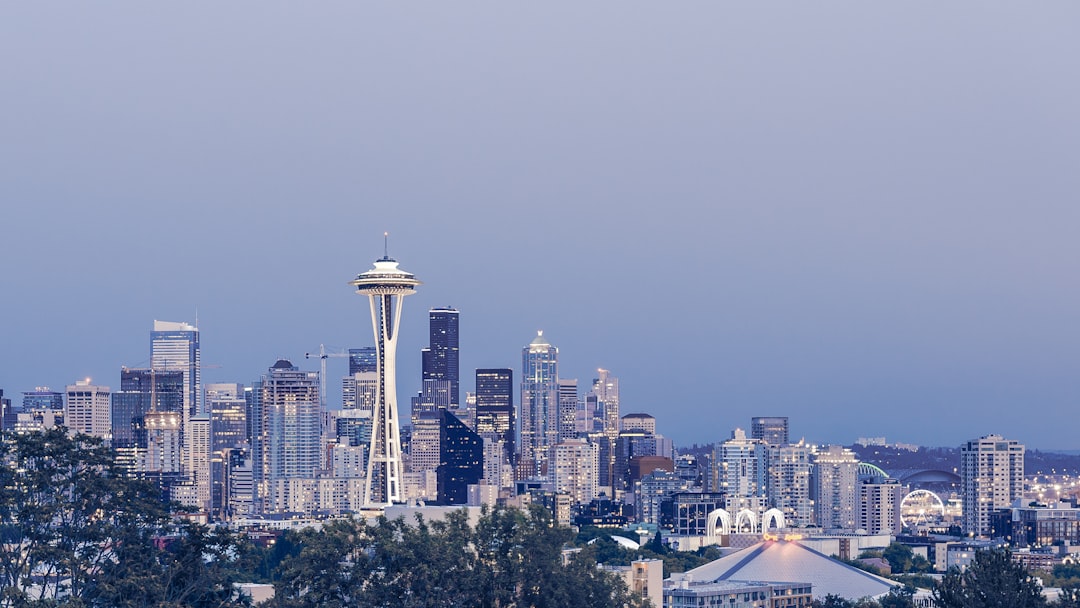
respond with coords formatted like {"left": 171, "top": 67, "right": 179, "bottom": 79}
{"left": 675, "top": 443, "right": 1080, "bottom": 476}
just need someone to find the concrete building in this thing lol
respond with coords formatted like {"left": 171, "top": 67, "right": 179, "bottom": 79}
{"left": 715, "top": 428, "right": 768, "bottom": 514}
{"left": 766, "top": 441, "right": 814, "bottom": 528}
{"left": 858, "top": 478, "right": 906, "bottom": 535}
{"left": 551, "top": 438, "right": 600, "bottom": 506}
{"left": 961, "top": 434, "right": 1025, "bottom": 536}
{"left": 812, "top": 445, "right": 858, "bottom": 531}
{"left": 64, "top": 379, "right": 111, "bottom": 440}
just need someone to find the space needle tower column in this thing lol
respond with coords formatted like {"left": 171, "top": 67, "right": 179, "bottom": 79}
{"left": 350, "top": 237, "right": 421, "bottom": 506}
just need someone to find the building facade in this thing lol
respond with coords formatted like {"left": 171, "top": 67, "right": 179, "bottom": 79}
{"left": 961, "top": 434, "right": 1025, "bottom": 536}
{"left": 521, "top": 331, "right": 559, "bottom": 478}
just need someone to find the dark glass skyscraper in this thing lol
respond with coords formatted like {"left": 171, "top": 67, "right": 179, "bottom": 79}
{"left": 422, "top": 308, "right": 459, "bottom": 407}
{"left": 348, "top": 347, "right": 378, "bottom": 375}
{"left": 111, "top": 368, "right": 184, "bottom": 450}
{"left": 475, "top": 368, "right": 514, "bottom": 465}
{"left": 437, "top": 409, "right": 483, "bottom": 505}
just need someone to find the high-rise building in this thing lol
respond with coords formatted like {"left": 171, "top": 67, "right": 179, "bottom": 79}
{"left": 205, "top": 383, "right": 247, "bottom": 452}
{"left": 557, "top": 378, "right": 579, "bottom": 443}
{"left": 350, "top": 249, "right": 420, "bottom": 506}
{"left": 766, "top": 441, "right": 813, "bottom": 527}
{"left": 521, "top": 331, "right": 559, "bottom": 478}
{"left": 64, "top": 379, "right": 111, "bottom": 440}
{"left": 475, "top": 368, "right": 514, "bottom": 466}
{"left": 552, "top": 438, "right": 600, "bottom": 506}
{"left": 422, "top": 308, "right": 459, "bottom": 408}
{"left": 621, "top": 413, "right": 656, "bottom": 435}
{"left": 21, "top": 388, "right": 64, "bottom": 412}
{"left": 751, "top": 416, "right": 789, "bottom": 446}
{"left": 112, "top": 368, "right": 184, "bottom": 454}
{"left": 812, "top": 445, "right": 859, "bottom": 531}
{"left": 714, "top": 428, "right": 768, "bottom": 513}
{"left": 437, "top": 409, "right": 483, "bottom": 505}
{"left": 348, "top": 347, "right": 378, "bottom": 375}
{"left": 185, "top": 415, "right": 212, "bottom": 513}
{"left": 592, "top": 369, "right": 620, "bottom": 439}
{"left": 0, "top": 390, "right": 15, "bottom": 430}
{"left": 961, "top": 434, "right": 1025, "bottom": 536}
{"left": 252, "top": 360, "right": 321, "bottom": 513}
{"left": 858, "top": 478, "right": 905, "bottom": 535}
{"left": 150, "top": 320, "right": 201, "bottom": 416}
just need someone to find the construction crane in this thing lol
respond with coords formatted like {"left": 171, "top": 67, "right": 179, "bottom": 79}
{"left": 306, "top": 344, "right": 349, "bottom": 408}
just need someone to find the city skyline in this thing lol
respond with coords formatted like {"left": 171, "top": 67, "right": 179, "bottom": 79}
{"left": 2, "top": 4, "right": 1079, "bottom": 450}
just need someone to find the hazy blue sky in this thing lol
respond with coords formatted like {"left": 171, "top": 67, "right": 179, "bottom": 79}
{"left": 2, "top": 3, "right": 1078, "bottom": 449}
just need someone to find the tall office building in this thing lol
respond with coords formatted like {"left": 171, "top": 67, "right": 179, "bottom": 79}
{"left": 150, "top": 320, "right": 201, "bottom": 416}
{"left": 521, "top": 331, "right": 559, "bottom": 478}
{"left": 961, "top": 434, "right": 1025, "bottom": 536}
{"left": 714, "top": 428, "right": 768, "bottom": 513}
{"left": 557, "top": 379, "right": 579, "bottom": 443}
{"left": 437, "top": 409, "right": 483, "bottom": 505}
{"left": 348, "top": 347, "right": 378, "bottom": 375}
{"left": 205, "top": 383, "right": 247, "bottom": 452}
{"left": 22, "top": 388, "right": 64, "bottom": 411}
{"left": 112, "top": 368, "right": 184, "bottom": 473}
{"left": 592, "top": 369, "right": 620, "bottom": 439}
{"left": 751, "top": 417, "right": 789, "bottom": 446}
{"left": 252, "top": 360, "right": 321, "bottom": 513}
{"left": 812, "top": 445, "right": 859, "bottom": 531}
{"left": 350, "top": 248, "right": 420, "bottom": 506}
{"left": 475, "top": 368, "right": 514, "bottom": 466}
{"left": 64, "top": 379, "right": 111, "bottom": 440}
{"left": 766, "top": 441, "right": 814, "bottom": 527}
{"left": 422, "top": 308, "right": 459, "bottom": 407}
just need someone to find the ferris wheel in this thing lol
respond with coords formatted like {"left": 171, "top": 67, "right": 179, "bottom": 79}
{"left": 900, "top": 489, "right": 946, "bottom": 528}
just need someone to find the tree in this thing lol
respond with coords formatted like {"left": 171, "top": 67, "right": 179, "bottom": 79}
{"left": 272, "top": 505, "right": 648, "bottom": 608}
{"left": 0, "top": 428, "right": 253, "bottom": 607}
{"left": 933, "top": 549, "right": 1046, "bottom": 608}
{"left": 0, "top": 428, "right": 173, "bottom": 606}
{"left": 1056, "top": 583, "right": 1080, "bottom": 608}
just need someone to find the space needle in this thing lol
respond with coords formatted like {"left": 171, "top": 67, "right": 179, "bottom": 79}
{"left": 351, "top": 234, "right": 421, "bottom": 506}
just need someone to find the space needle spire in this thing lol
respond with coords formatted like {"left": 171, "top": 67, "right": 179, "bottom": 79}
{"left": 350, "top": 235, "right": 421, "bottom": 506}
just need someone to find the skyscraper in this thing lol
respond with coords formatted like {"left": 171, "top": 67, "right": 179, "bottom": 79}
{"left": 766, "top": 441, "right": 813, "bottom": 527}
{"left": 812, "top": 445, "right": 859, "bottom": 531}
{"left": 437, "top": 409, "right": 483, "bottom": 505}
{"left": 475, "top": 368, "right": 514, "bottom": 466}
{"left": 348, "top": 347, "right": 378, "bottom": 375}
{"left": 592, "top": 369, "right": 620, "bottom": 439}
{"left": 64, "top": 379, "right": 111, "bottom": 440}
{"left": 961, "top": 434, "right": 1025, "bottom": 536}
{"left": 252, "top": 360, "right": 321, "bottom": 514}
{"left": 521, "top": 331, "right": 559, "bottom": 478}
{"left": 714, "top": 428, "right": 767, "bottom": 513}
{"left": 557, "top": 378, "right": 579, "bottom": 443}
{"left": 350, "top": 248, "right": 420, "bottom": 506}
{"left": 422, "top": 308, "right": 459, "bottom": 408}
{"left": 150, "top": 320, "right": 201, "bottom": 417}
{"left": 751, "top": 416, "right": 789, "bottom": 446}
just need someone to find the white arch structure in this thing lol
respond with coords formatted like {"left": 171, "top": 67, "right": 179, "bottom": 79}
{"left": 707, "top": 508, "right": 732, "bottom": 537}
{"left": 762, "top": 508, "right": 786, "bottom": 532}
{"left": 735, "top": 509, "right": 758, "bottom": 533}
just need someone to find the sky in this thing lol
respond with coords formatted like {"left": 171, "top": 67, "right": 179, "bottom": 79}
{"left": 1, "top": 3, "right": 1078, "bottom": 450}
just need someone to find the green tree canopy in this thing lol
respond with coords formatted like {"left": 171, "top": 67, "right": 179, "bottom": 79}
{"left": 0, "top": 428, "right": 252, "bottom": 608}
{"left": 933, "top": 549, "right": 1046, "bottom": 608}
{"left": 272, "top": 505, "right": 649, "bottom": 608}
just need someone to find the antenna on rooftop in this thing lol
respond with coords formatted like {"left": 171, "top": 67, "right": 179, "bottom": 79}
{"left": 384, "top": 231, "right": 389, "bottom": 258}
